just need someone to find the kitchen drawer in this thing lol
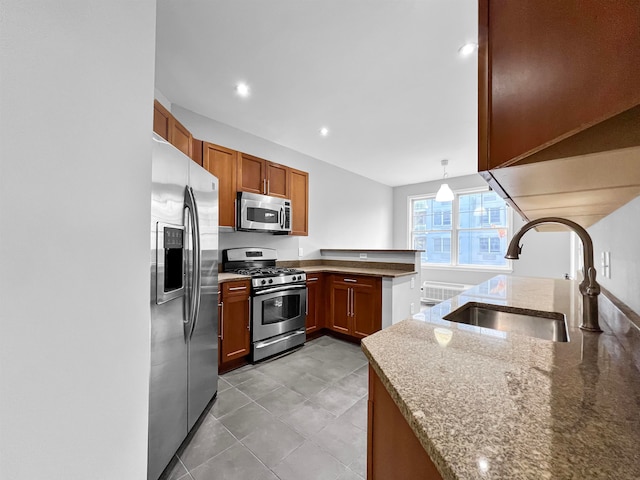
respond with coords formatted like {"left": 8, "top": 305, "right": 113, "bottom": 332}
{"left": 330, "top": 274, "right": 379, "bottom": 288}
{"left": 222, "top": 280, "right": 250, "bottom": 297}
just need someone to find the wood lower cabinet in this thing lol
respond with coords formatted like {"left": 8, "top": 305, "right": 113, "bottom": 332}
{"left": 289, "top": 168, "right": 309, "bottom": 236}
{"left": 368, "top": 365, "right": 442, "bottom": 480}
{"left": 219, "top": 280, "right": 251, "bottom": 365}
{"left": 328, "top": 275, "right": 381, "bottom": 339}
{"left": 237, "top": 152, "right": 290, "bottom": 199}
{"left": 305, "top": 273, "right": 324, "bottom": 334}
{"left": 203, "top": 142, "right": 238, "bottom": 228}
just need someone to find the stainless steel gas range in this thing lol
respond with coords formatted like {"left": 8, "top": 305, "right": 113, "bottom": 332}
{"left": 223, "top": 247, "right": 307, "bottom": 361}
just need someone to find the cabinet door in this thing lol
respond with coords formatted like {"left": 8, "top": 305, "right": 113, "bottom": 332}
{"left": 480, "top": 0, "right": 640, "bottom": 170}
{"left": 329, "top": 281, "right": 351, "bottom": 334}
{"left": 237, "top": 153, "right": 266, "bottom": 194}
{"left": 266, "top": 162, "right": 289, "bottom": 198}
{"left": 289, "top": 168, "right": 309, "bottom": 236}
{"left": 153, "top": 100, "right": 170, "bottom": 141}
{"left": 169, "top": 117, "right": 193, "bottom": 158}
{"left": 203, "top": 142, "right": 237, "bottom": 228}
{"left": 352, "top": 280, "right": 382, "bottom": 339}
{"left": 305, "top": 274, "right": 324, "bottom": 333}
{"left": 220, "top": 281, "right": 250, "bottom": 363}
{"left": 191, "top": 139, "right": 203, "bottom": 167}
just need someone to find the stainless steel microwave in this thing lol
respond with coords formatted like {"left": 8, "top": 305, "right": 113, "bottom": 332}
{"left": 237, "top": 191, "right": 292, "bottom": 234}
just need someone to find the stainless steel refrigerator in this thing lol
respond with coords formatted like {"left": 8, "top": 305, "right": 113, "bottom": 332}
{"left": 148, "top": 133, "right": 219, "bottom": 480}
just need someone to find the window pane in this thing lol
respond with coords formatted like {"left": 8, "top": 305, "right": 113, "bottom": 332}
{"left": 431, "top": 201, "right": 452, "bottom": 230}
{"left": 458, "top": 229, "right": 508, "bottom": 267}
{"left": 413, "top": 234, "right": 428, "bottom": 264}
{"left": 426, "top": 232, "right": 452, "bottom": 264}
{"left": 458, "top": 191, "right": 507, "bottom": 228}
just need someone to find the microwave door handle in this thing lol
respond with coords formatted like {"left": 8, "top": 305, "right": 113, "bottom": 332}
{"left": 280, "top": 206, "right": 284, "bottom": 229}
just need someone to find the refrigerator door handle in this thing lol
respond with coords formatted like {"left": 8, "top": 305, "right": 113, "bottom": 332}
{"left": 184, "top": 186, "right": 202, "bottom": 337}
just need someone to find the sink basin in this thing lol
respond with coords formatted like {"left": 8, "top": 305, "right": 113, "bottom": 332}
{"left": 443, "top": 302, "right": 569, "bottom": 342}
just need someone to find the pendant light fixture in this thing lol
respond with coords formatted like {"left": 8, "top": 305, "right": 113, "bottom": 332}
{"left": 435, "top": 159, "right": 454, "bottom": 202}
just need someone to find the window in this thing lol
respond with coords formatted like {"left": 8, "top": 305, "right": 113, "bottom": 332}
{"left": 409, "top": 189, "right": 511, "bottom": 268}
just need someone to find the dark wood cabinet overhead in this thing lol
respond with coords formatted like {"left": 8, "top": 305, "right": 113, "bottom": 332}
{"left": 478, "top": 0, "right": 640, "bottom": 228}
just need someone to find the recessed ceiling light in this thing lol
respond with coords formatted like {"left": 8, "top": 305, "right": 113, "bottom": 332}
{"left": 235, "top": 82, "right": 250, "bottom": 97}
{"left": 319, "top": 127, "right": 329, "bottom": 137}
{"left": 458, "top": 43, "right": 478, "bottom": 56}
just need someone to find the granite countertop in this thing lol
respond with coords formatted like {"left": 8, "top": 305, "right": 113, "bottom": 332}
{"left": 218, "top": 272, "right": 250, "bottom": 283}
{"left": 299, "top": 265, "right": 416, "bottom": 278}
{"left": 361, "top": 275, "right": 640, "bottom": 479}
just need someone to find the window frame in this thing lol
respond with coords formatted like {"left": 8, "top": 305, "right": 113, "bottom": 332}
{"left": 408, "top": 187, "right": 513, "bottom": 272}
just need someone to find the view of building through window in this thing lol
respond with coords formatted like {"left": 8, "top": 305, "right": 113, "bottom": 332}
{"left": 410, "top": 189, "right": 510, "bottom": 268}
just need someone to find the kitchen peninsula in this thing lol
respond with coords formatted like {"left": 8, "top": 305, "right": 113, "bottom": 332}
{"left": 362, "top": 275, "right": 640, "bottom": 479}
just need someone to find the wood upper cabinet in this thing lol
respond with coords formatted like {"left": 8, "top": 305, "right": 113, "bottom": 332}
{"left": 203, "top": 142, "right": 238, "bottom": 228}
{"left": 152, "top": 99, "right": 195, "bottom": 160}
{"left": 328, "top": 275, "right": 382, "bottom": 338}
{"left": 479, "top": 0, "right": 640, "bottom": 170}
{"left": 237, "top": 153, "right": 290, "bottom": 199}
{"left": 219, "top": 280, "right": 251, "bottom": 364}
{"left": 289, "top": 168, "right": 309, "bottom": 236}
{"left": 153, "top": 100, "right": 171, "bottom": 141}
{"left": 169, "top": 117, "right": 193, "bottom": 159}
{"left": 305, "top": 273, "right": 324, "bottom": 334}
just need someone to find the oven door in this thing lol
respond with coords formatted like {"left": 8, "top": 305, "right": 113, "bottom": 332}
{"left": 252, "top": 284, "right": 307, "bottom": 341}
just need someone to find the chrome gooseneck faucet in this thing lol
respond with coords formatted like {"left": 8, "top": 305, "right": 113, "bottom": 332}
{"left": 505, "top": 217, "right": 602, "bottom": 333}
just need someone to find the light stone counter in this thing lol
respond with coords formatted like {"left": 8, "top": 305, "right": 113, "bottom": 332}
{"left": 218, "top": 272, "right": 250, "bottom": 283}
{"left": 299, "top": 265, "right": 416, "bottom": 278}
{"left": 361, "top": 275, "right": 640, "bottom": 479}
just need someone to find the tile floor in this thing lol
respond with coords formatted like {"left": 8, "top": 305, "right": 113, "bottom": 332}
{"left": 161, "top": 335, "right": 369, "bottom": 480}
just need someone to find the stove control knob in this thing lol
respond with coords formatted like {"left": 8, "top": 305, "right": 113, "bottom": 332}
{"left": 261, "top": 279, "right": 266, "bottom": 285}
{"left": 295, "top": 275, "right": 300, "bottom": 281}
{"left": 268, "top": 279, "right": 273, "bottom": 284}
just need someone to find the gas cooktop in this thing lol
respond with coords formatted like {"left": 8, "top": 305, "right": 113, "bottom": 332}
{"left": 222, "top": 247, "right": 306, "bottom": 289}
{"left": 233, "top": 267, "right": 304, "bottom": 278}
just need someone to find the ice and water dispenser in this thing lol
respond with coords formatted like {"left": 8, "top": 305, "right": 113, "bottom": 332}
{"left": 156, "top": 223, "right": 185, "bottom": 304}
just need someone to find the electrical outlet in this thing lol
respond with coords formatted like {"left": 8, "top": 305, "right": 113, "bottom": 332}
{"left": 359, "top": 253, "right": 367, "bottom": 260}
{"left": 410, "top": 277, "right": 415, "bottom": 289}
{"left": 298, "top": 247, "right": 303, "bottom": 257}
{"left": 601, "top": 251, "right": 611, "bottom": 279}
{"left": 410, "top": 303, "right": 415, "bottom": 314}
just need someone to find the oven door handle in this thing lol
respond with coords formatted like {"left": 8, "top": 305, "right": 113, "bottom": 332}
{"left": 253, "top": 284, "right": 307, "bottom": 296}
{"left": 255, "top": 329, "right": 306, "bottom": 349}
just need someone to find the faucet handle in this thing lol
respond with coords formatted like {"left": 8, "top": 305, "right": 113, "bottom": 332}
{"left": 585, "top": 267, "right": 600, "bottom": 296}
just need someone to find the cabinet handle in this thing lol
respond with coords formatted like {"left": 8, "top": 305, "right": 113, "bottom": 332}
{"left": 247, "top": 297, "right": 251, "bottom": 330}
{"left": 228, "top": 286, "right": 247, "bottom": 291}
{"left": 347, "top": 288, "right": 351, "bottom": 317}
{"left": 263, "top": 178, "right": 267, "bottom": 194}
{"left": 351, "top": 288, "right": 355, "bottom": 317}
{"left": 267, "top": 179, "right": 270, "bottom": 194}
{"left": 344, "top": 278, "right": 357, "bottom": 283}
{"left": 307, "top": 277, "right": 319, "bottom": 282}
{"left": 219, "top": 301, "right": 224, "bottom": 340}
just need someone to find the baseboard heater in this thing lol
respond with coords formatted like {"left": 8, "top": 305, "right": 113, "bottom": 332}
{"left": 420, "top": 281, "right": 473, "bottom": 306}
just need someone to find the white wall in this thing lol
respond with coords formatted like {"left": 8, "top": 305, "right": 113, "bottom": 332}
{"left": 171, "top": 105, "right": 394, "bottom": 259}
{"left": 588, "top": 196, "right": 640, "bottom": 315}
{"left": 0, "top": 3, "right": 155, "bottom": 479}
{"left": 392, "top": 174, "right": 572, "bottom": 285}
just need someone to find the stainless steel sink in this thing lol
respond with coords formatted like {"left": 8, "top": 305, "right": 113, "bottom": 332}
{"left": 443, "top": 302, "right": 569, "bottom": 342}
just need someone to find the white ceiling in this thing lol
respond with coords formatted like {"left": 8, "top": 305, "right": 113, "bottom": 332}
{"left": 155, "top": 0, "right": 479, "bottom": 187}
